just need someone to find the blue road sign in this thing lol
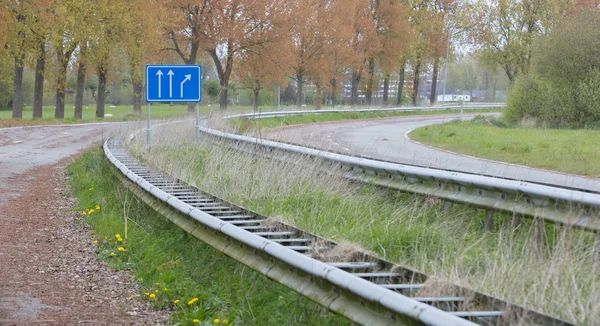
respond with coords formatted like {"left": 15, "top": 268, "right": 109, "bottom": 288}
{"left": 146, "top": 65, "right": 202, "bottom": 102}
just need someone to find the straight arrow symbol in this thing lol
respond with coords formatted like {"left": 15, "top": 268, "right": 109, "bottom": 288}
{"left": 156, "top": 70, "right": 163, "bottom": 98}
{"left": 167, "top": 70, "right": 174, "bottom": 98}
{"left": 180, "top": 74, "right": 191, "bottom": 98}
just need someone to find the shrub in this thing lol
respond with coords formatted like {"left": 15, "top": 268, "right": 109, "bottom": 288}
{"left": 505, "top": 9, "right": 600, "bottom": 128}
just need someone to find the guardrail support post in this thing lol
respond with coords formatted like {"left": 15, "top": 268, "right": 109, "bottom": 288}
{"left": 444, "top": 201, "right": 453, "bottom": 211}
{"left": 534, "top": 218, "right": 545, "bottom": 248}
{"left": 484, "top": 210, "right": 495, "bottom": 232}
{"left": 594, "top": 233, "right": 600, "bottom": 271}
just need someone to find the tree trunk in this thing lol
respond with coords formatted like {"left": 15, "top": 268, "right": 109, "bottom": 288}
{"left": 315, "top": 88, "right": 322, "bottom": 110}
{"left": 219, "top": 84, "right": 228, "bottom": 110}
{"left": 383, "top": 75, "right": 389, "bottom": 105}
{"left": 411, "top": 60, "right": 422, "bottom": 106}
{"left": 365, "top": 59, "right": 375, "bottom": 106}
{"left": 132, "top": 81, "right": 142, "bottom": 114}
{"left": 252, "top": 87, "right": 259, "bottom": 113}
{"left": 351, "top": 71, "right": 360, "bottom": 107}
{"left": 33, "top": 42, "right": 45, "bottom": 119}
{"left": 55, "top": 59, "right": 69, "bottom": 119}
{"left": 397, "top": 64, "right": 405, "bottom": 106}
{"left": 296, "top": 72, "right": 304, "bottom": 108}
{"left": 74, "top": 46, "right": 87, "bottom": 120}
{"left": 12, "top": 55, "right": 24, "bottom": 119}
{"left": 96, "top": 67, "right": 107, "bottom": 118}
{"left": 430, "top": 59, "right": 439, "bottom": 105}
{"left": 330, "top": 78, "right": 337, "bottom": 107}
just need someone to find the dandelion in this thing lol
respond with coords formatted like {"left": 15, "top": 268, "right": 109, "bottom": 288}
{"left": 149, "top": 293, "right": 156, "bottom": 299}
{"left": 162, "top": 287, "right": 168, "bottom": 291}
{"left": 128, "top": 296, "right": 133, "bottom": 300}
{"left": 88, "top": 209, "right": 94, "bottom": 214}
{"left": 193, "top": 320, "right": 200, "bottom": 323}
{"left": 95, "top": 205, "right": 100, "bottom": 210}
{"left": 81, "top": 211, "right": 87, "bottom": 215}
{"left": 118, "top": 247, "right": 126, "bottom": 252}
{"left": 188, "top": 298, "right": 198, "bottom": 305}
{"left": 154, "top": 289, "right": 159, "bottom": 293}
{"left": 214, "top": 318, "right": 220, "bottom": 323}
{"left": 145, "top": 292, "right": 150, "bottom": 296}
{"left": 115, "top": 234, "right": 121, "bottom": 239}
{"left": 93, "top": 240, "right": 98, "bottom": 245}
{"left": 109, "top": 252, "right": 116, "bottom": 257}
{"left": 223, "top": 320, "right": 228, "bottom": 324}
{"left": 174, "top": 299, "right": 180, "bottom": 304}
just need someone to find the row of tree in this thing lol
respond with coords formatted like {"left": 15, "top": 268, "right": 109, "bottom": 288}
{"left": 0, "top": 0, "right": 596, "bottom": 119}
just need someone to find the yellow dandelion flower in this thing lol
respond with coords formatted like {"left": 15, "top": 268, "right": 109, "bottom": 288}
{"left": 223, "top": 320, "right": 228, "bottom": 324}
{"left": 174, "top": 299, "right": 180, "bottom": 304}
{"left": 154, "top": 289, "right": 159, "bottom": 293}
{"left": 118, "top": 247, "right": 126, "bottom": 252}
{"left": 88, "top": 209, "right": 94, "bottom": 214}
{"left": 187, "top": 298, "right": 198, "bottom": 305}
{"left": 162, "top": 287, "right": 168, "bottom": 291}
{"left": 145, "top": 292, "right": 150, "bottom": 296}
{"left": 149, "top": 293, "right": 156, "bottom": 299}
{"left": 193, "top": 320, "right": 200, "bottom": 323}
{"left": 93, "top": 240, "right": 98, "bottom": 245}
{"left": 109, "top": 252, "right": 116, "bottom": 257}
{"left": 115, "top": 234, "right": 121, "bottom": 239}
{"left": 128, "top": 295, "right": 133, "bottom": 300}
{"left": 95, "top": 205, "right": 100, "bottom": 210}
{"left": 82, "top": 211, "right": 87, "bottom": 215}
{"left": 214, "top": 318, "right": 220, "bottom": 323}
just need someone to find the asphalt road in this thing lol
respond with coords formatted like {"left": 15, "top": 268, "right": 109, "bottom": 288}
{"left": 266, "top": 113, "right": 600, "bottom": 193}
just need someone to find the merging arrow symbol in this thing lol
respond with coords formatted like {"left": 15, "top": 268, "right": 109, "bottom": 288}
{"left": 180, "top": 74, "right": 191, "bottom": 98}
{"left": 167, "top": 70, "right": 174, "bottom": 98}
{"left": 156, "top": 70, "right": 163, "bottom": 98}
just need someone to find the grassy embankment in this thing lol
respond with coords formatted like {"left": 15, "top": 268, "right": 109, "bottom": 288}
{"left": 132, "top": 121, "right": 600, "bottom": 325}
{"left": 409, "top": 116, "right": 600, "bottom": 177}
{"left": 231, "top": 108, "right": 501, "bottom": 131}
{"left": 68, "top": 148, "right": 350, "bottom": 326}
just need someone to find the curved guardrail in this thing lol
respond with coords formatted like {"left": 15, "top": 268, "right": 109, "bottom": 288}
{"left": 196, "top": 125, "right": 600, "bottom": 233}
{"left": 104, "top": 137, "right": 574, "bottom": 326}
{"left": 226, "top": 103, "right": 505, "bottom": 119}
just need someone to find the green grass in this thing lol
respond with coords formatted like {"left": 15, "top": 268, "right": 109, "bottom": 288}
{"left": 136, "top": 126, "right": 600, "bottom": 324}
{"left": 409, "top": 117, "right": 600, "bottom": 177}
{"left": 67, "top": 148, "right": 351, "bottom": 326}
{"left": 231, "top": 108, "right": 502, "bottom": 131}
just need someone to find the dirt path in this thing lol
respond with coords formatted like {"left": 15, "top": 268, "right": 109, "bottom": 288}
{"left": 0, "top": 124, "right": 168, "bottom": 325}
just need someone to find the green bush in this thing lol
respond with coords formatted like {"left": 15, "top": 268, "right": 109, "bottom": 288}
{"left": 505, "top": 10, "right": 600, "bottom": 128}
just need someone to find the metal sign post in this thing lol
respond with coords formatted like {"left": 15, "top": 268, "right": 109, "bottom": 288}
{"left": 145, "top": 64, "right": 203, "bottom": 148}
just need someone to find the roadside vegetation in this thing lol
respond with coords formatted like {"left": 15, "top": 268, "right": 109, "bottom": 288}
{"left": 68, "top": 148, "right": 350, "bottom": 325}
{"left": 127, "top": 121, "right": 600, "bottom": 325}
{"left": 410, "top": 115, "right": 600, "bottom": 177}
{"left": 230, "top": 108, "right": 501, "bottom": 132}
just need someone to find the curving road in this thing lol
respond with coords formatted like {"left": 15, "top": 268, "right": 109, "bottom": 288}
{"left": 266, "top": 113, "right": 600, "bottom": 192}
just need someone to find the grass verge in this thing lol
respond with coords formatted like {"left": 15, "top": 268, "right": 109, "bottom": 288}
{"left": 230, "top": 108, "right": 501, "bottom": 132}
{"left": 67, "top": 147, "right": 350, "bottom": 325}
{"left": 134, "top": 121, "right": 600, "bottom": 325}
{"left": 409, "top": 116, "right": 600, "bottom": 177}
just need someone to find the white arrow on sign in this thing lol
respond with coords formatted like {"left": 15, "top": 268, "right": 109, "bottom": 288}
{"left": 156, "top": 70, "right": 163, "bottom": 98}
{"left": 180, "top": 74, "right": 191, "bottom": 98}
{"left": 167, "top": 70, "right": 174, "bottom": 98}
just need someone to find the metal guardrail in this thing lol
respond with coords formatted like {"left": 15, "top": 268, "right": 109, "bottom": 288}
{"left": 226, "top": 103, "right": 505, "bottom": 120}
{"left": 104, "top": 137, "right": 574, "bottom": 326}
{"left": 196, "top": 124, "right": 600, "bottom": 233}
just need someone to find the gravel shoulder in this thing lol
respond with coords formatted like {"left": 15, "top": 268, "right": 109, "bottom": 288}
{"left": 0, "top": 124, "right": 169, "bottom": 325}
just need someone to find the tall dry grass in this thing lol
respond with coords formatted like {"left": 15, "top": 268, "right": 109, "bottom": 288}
{"left": 123, "top": 117, "right": 600, "bottom": 325}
